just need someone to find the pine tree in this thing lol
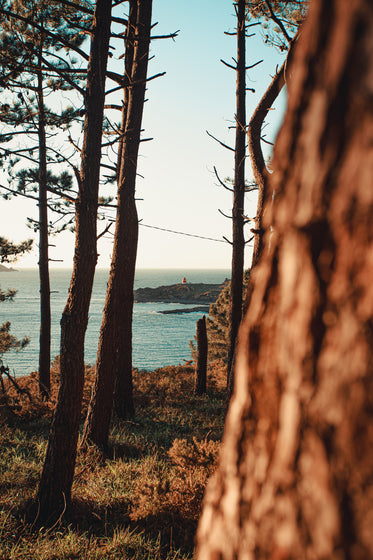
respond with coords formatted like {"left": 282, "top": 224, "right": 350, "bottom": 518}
{"left": 37, "top": 0, "right": 112, "bottom": 523}
{"left": 0, "top": 0, "right": 90, "bottom": 397}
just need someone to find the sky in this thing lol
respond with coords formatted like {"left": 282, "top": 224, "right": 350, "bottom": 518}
{"left": 1, "top": 0, "right": 287, "bottom": 269}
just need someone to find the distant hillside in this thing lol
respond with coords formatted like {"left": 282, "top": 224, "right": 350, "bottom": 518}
{"left": 134, "top": 281, "right": 228, "bottom": 304}
{"left": 0, "top": 264, "right": 17, "bottom": 272}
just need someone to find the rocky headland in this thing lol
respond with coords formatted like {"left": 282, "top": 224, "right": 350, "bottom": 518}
{"left": 134, "top": 281, "right": 228, "bottom": 314}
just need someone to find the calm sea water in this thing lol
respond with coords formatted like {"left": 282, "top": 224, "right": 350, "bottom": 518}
{"left": 0, "top": 268, "right": 229, "bottom": 376}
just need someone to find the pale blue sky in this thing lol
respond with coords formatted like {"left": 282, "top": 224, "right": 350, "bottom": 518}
{"left": 1, "top": 0, "right": 286, "bottom": 269}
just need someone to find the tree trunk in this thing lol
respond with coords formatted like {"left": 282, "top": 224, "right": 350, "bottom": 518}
{"left": 247, "top": 61, "right": 285, "bottom": 270}
{"left": 227, "top": 0, "right": 246, "bottom": 393}
{"left": 196, "top": 0, "right": 373, "bottom": 558}
{"left": 37, "top": 49, "right": 51, "bottom": 399}
{"left": 81, "top": 0, "right": 137, "bottom": 450}
{"left": 111, "top": 0, "right": 152, "bottom": 422}
{"left": 245, "top": 35, "right": 297, "bottom": 317}
{"left": 37, "top": 0, "right": 112, "bottom": 524}
{"left": 194, "top": 315, "right": 207, "bottom": 395}
{"left": 82, "top": 0, "right": 152, "bottom": 448}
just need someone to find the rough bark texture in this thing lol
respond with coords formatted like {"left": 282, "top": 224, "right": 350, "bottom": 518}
{"left": 37, "top": 0, "right": 112, "bottom": 523}
{"left": 37, "top": 53, "right": 51, "bottom": 399}
{"left": 81, "top": 0, "right": 138, "bottom": 450}
{"left": 227, "top": 0, "right": 246, "bottom": 392}
{"left": 196, "top": 0, "right": 373, "bottom": 558}
{"left": 194, "top": 315, "right": 207, "bottom": 395}
{"left": 112, "top": 0, "right": 152, "bottom": 421}
{"left": 83, "top": 0, "right": 152, "bottom": 448}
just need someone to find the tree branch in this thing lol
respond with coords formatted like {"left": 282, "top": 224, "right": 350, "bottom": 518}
{"left": 206, "top": 131, "right": 235, "bottom": 152}
{"left": 213, "top": 166, "right": 234, "bottom": 192}
{"left": 264, "top": 0, "right": 292, "bottom": 44}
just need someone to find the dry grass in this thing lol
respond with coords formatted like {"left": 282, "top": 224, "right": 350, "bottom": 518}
{"left": 0, "top": 359, "right": 226, "bottom": 559}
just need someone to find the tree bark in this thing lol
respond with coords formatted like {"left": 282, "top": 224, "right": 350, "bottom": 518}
{"left": 227, "top": 0, "right": 246, "bottom": 393}
{"left": 37, "top": 43, "right": 51, "bottom": 399}
{"left": 37, "top": 0, "right": 112, "bottom": 524}
{"left": 111, "top": 0, "right": 152, "bottom": 421}
{"left": 82, "top": 0, "right": 152, "bottom": 449}
{"left": 195, "top": 315, "right": 207, "bottom": 395}
{"left": 196, "top": 0, "right": 373, "bottom": 558}
{"left": 245, "top": 34, "right": 297, "bottom": 317}
{"left": 247, "top": 60, "right": 285, "bottom": 269}
{"left": 81, "top": 0, "right": 138, "bottom": 450}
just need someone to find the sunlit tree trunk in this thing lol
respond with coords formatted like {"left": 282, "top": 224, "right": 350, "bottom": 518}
{"left": 81, "top": 0, "right": 138, "bottom": 450}
{"left": 196, "top": 0, "right": 373, "bottom": 558}
{"left": 82, "top": 0, "right": 152, "bottom": 449}
{"left": 37, "top": 0, "right": 112, "bottom": 523}
{"left": 112, "top": 0, "right": 152, "bottom": 421}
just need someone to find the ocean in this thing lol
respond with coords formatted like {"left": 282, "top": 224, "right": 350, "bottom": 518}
{"left": 0, "top": 268, "right": 230, "bottom": 376}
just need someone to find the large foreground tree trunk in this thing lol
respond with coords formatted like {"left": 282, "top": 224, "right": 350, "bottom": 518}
{"left": 37, "top": 0, "right": 112, "bottom": 524}
{"left": 196, "top": 0, "right": 373, "bottom": 558}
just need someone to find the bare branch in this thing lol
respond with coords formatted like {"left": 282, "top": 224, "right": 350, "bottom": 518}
{"left": 151, "top": 30, "right": 180, "bottom": 40}
{"left": 213, "top": 166, "right": 234, "bottom": 192}
{"left": 206, "top": 131, "right": 235, "bottom": 152}
{"left": 219, "top": 208, "right": 233, "bottom": 220}
{"left": 97, "top": 222, "right": 113, "bottom": 240}
{"left": 104, "top": 104, "right": 122, "bottom": 111}
{"left": 246, "top": 59, "right": 263, "bottom": 70}
{"left": 260, "top": 135, "right": 274, "bottom": 146}
{"left": 221, "top": 59, "right": 236, "bottom": 70}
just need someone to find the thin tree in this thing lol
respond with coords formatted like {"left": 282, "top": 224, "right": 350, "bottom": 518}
{"left": 196, "top": 0, "right": 373, "bottom": 557}
{"left": 36, "top": 0, "right": 112, "bottom": 523}
{"left": 226, "top": 0, "right": 247, "bottom": 393}
{"left": 82, "top": 0, "right": 153, "bottom": 449}
{"left": 0, "top": 0, "right": 89, "bottom": 397}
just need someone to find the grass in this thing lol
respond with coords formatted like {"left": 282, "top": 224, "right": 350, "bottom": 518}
{"left": 0, "top": 360, "right": 226, "bottom": 559}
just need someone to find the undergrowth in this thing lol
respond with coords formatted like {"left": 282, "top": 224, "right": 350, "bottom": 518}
{"left": 0, "top": 360, "right": 226, "bottom": 559}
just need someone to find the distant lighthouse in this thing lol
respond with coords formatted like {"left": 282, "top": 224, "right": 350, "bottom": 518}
{"left": 182, "top": 276, "right": 187, "bottom": 284}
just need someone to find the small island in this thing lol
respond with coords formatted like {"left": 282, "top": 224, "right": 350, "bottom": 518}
{"left": 134, "top": 280, "right": 228, "bottom": 314}
{"left": 0, "top": 264, "right": 17, "bottom": 272}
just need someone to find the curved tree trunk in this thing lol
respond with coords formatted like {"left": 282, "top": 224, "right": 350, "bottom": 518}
{"left": 37, "top": 0, "right": 112, "bottom": 524}
{"left": 247, "top": 60, "right": 285, "bottom": 270}
{"left": 197, "top": 0, "right": 373, "bottom": 558}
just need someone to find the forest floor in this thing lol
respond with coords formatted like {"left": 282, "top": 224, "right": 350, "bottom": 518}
{"left": 0, "top": 359, "right": 226, "bottom": 560}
